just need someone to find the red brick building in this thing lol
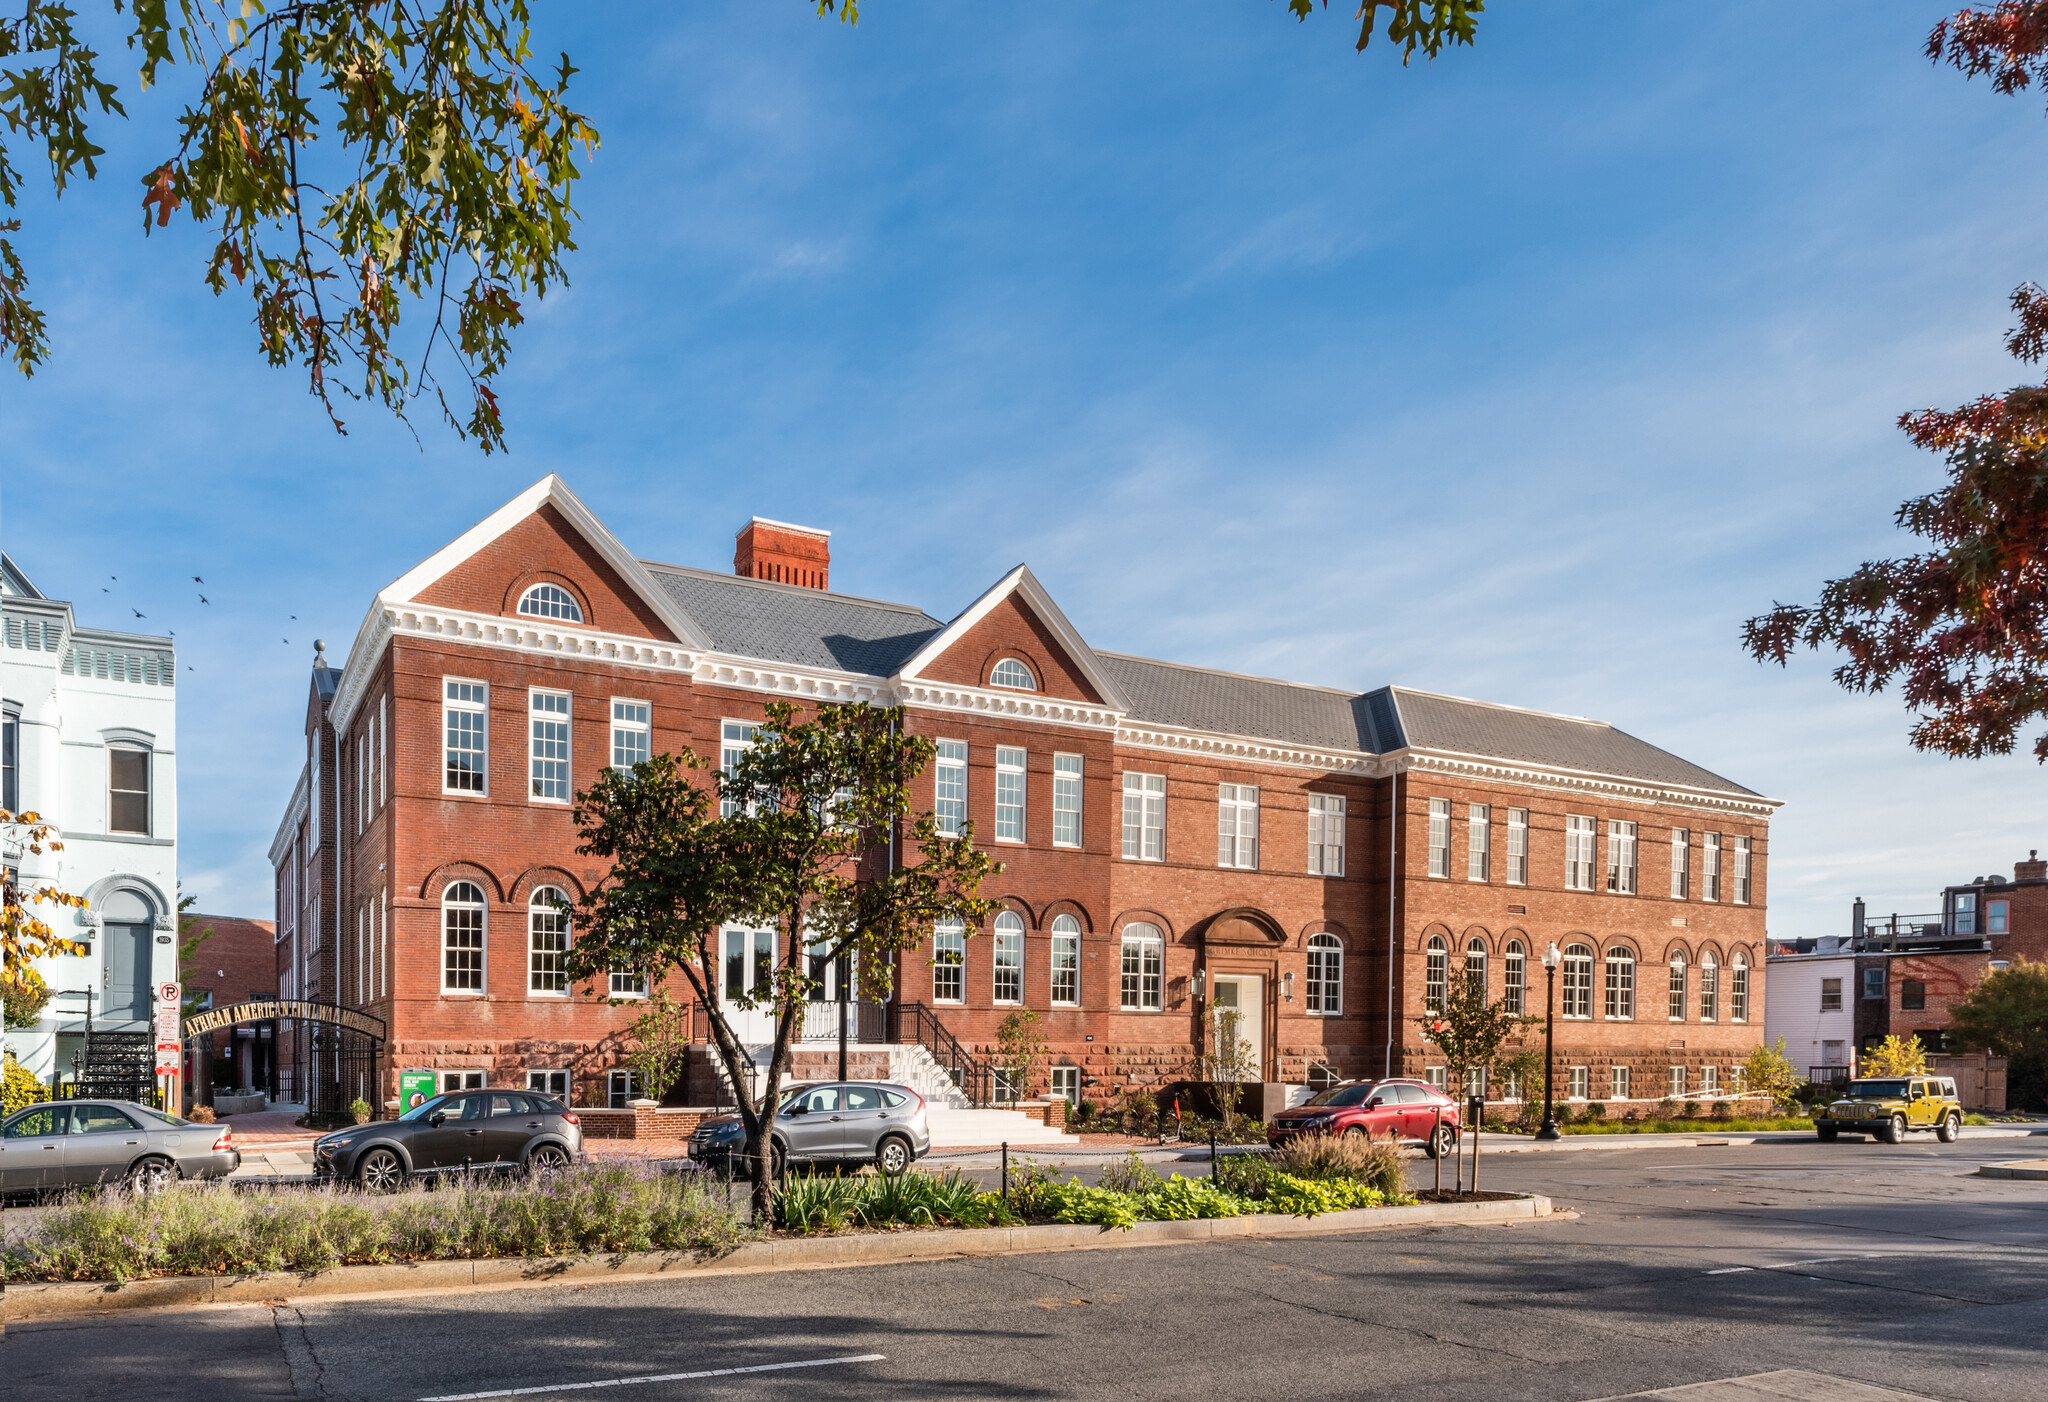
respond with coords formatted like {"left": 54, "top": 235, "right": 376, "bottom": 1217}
{"left": 271, "top": 477, "right": 1777, "bottom": 1116}
{"left": 179, "top": 913, "right": 278, "bottom": 1100}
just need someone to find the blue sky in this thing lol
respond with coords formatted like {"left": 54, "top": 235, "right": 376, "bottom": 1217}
{"left": 5, "top": 4, "right": 2046, "bottom": 932}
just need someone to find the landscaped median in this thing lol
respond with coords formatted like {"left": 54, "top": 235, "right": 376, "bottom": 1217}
{"left": 1, "top": 1136, "right": 1555, "bottom": 1320}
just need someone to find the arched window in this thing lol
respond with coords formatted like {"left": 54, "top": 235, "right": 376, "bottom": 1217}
{"left": 1730, "top": 952, "right": 1749, "bottom": 1023}
{"left": 1464, "top": 936, "right": 1488, "bottom": 999}
{"left": 517, "top": 583, "right": 584, "bottom": 622}
{"left": 1502, "top": 940, "right": 1526, "bottom": 1014}
{"left": 1307, "top": 933, "right": 1343, "bottom": 1015}
{"left": 993, "top": 910, "right": 1025, "bottom": 1005}
{"left": 990, "top": 658, "right": 1037, "bottom": 691}
{"left": 933, "top": 919, "right": 965, "bottom": 1004}
{"left": 443, "top": 881, "right": 486, "bottom": 992}
{"left": 1425, "top": 935, "right": 1448, "bottom": 1011}
{"left": 1699, "top": 952, "right": 1719, "bottom": 1022}
{"left": 1561, "top": 943, "right": 1594, "bottom": 1018}
{"left": 1668, "top": 955, "right": 1687, "bottom": 1021}
{"left": 529, "top": 887, "right": 570, "bottom": 994}
{"left": 1604, "top": 945, "right": 1635, "bottom": 1020}
{"left": 1120, "top": 922, "right": 1163, "bottom": 1011}
{"left": 1050, "top": 913, "right": 1081, "bottom": 1006}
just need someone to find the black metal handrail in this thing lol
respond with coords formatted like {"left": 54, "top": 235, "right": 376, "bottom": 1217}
{"left": 892, "top": 1001, "right": 994, "bottom": 1106}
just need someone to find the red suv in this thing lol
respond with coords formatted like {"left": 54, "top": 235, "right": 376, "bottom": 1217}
{"left": 1266, "top": 1078, "right": 1460, "bottom": 1157}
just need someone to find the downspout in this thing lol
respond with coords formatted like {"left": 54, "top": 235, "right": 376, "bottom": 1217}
{"left": 1385, "top": 766, "right": 1399, "bottom": 1079}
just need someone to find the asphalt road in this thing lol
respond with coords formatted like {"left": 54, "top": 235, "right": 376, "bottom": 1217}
{"left": 6, "top": 1135, "right": 2046, "bottom": 1402}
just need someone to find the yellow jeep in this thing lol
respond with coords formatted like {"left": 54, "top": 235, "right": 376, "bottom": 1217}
{"left": 1815, "top": 1075, "right": 1963, "bottom": 1144}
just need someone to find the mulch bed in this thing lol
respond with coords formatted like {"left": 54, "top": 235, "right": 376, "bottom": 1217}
{"left": 1409, "top": 1189, "right": 1527, "bottom": 1204}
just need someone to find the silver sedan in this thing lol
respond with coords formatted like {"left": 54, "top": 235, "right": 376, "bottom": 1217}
{"left": 0, "top": 1100, "right": 241, "bottom": 1195}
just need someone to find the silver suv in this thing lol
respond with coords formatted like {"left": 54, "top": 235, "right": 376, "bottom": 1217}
{"left": 690, "top": 1081, "right": 931, "bottom": 1175}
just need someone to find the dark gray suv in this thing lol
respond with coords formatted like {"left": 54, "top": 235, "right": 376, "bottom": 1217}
{"left": 313, "top": 1089, "right": 583, "bottom": 1189}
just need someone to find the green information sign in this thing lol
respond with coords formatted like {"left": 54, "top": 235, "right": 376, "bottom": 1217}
{"left": 400, "top": 1069, "right": 437, "bottom": 1113}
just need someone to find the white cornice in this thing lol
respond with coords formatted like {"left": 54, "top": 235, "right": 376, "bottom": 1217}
{"left": 694, "top": 653, "right": 895, "bottom": 705}
{"left": 1394, "top": 750, "right": 1780, "bottom": 819}
{"left": 894, "top": 564, "right": 1134, "bottom": 713}
{"left": 896, "top": 679, "right": 1123, "bottom": 731}
{"left": 268, "top": 764, "right": 310, "bottom": 865}
{"left": 1115, "top": 721, "right": 1378, "bottom": 774}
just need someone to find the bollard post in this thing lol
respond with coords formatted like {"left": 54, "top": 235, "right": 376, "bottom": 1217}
{"left": 1210, "top": 1125, "right": 1218, "bottom": 1180}
{"left": 1001, "top": 1142, "right": 1009, "bottom": 1199}
{"left": 1433, "top": 1107, "right": 1442, "bottom": 1196}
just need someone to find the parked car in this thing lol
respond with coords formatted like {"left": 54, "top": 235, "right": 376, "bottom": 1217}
{"left": 689, "top": 1080, "right": 931, "bottom": 1175}
{"left": 1266, "top": 1078, "right": 1461, "bottom": 1157}
{"left": 0, "top": 1099, "right": 240, "bottom": 1195}
{"left": 312, "top": 1089, "right": 583, "bottom": 1189}
{"left": 1814, "top": 1076, "right": 1964, "bottom": 1144}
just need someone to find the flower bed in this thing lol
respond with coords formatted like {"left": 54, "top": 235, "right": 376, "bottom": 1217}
{"left": 1487, "top": 1115, "right": 1816, "bottom": 1135}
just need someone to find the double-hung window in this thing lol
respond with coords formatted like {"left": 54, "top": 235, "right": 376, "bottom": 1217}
{"left": 1120, "top": 924, "right": 1163, "bottom": 1011}
{"left": 108, "top": 746, "right": 150, "bottom": 834}
{"left": 1604, "top": 946, "right": 1635, "bottom": 1019}
{"left": 611, "top": 700, "right": 650, "bottom": 770}
{"left": 720, "top": 720, "right": 758, "bottom": 817}
{"left": 1467, "top": 804, "right": 1491, "bottom": 881}
{"left": 993, "top": 911, "right": 1024, "bottom": 1003}
{"left": 1731, "top": 955, "right": 1749, "bottom": 1022}
{"left": 1565, "top": 816, "right": 1596, "bottom": 891}
{"left": 935, "top": 741, "right": 967, "bottom": 836}
{"left": 442, "top": 882, "right": 486, "bottom": 993}
{"left": 1427, "top": 799, "right": 1450, "bottom": 877}
{"left": 1670, "top": 829, "right": 1690, "bottom": 899}
{"left": 1050, "top": 914, "right": 1081, "bottom": 1006}
{"left": 1862, "top": 967, "right": 1885, "bottom": 1001}
{"left": 1308, "top": 794, "right": 1345, "bottom": 876}
{"left": 995, "top": 747, "right": 1026, "bottom": 843}
{"left": 529, "top": 691, "right": 571, "bottom": 802}
{"left": 932, "top": 920, "right": 965, "bottom": 1003}
{"left": 529, "top": 888, "right": 570, "bottom": 995}
{"left": 610, "top": 965, "right": 647, "bottom": 998}
{"left": 1, "top": 708, "right": 16, "bottom": 813}
{"left": 1053, "top": 754, "right": 1082, "bottom": 847}
{"left": 444, "top": 680, "right": 488, "bottom": 793}
{"left": 1122, "top": 772, "right": 1164, "bottom": 860}
{"left": 1668, "top": 958, "right": 1687, "bottom": 1020}
{"left": 1569, "top": 1066, "right": 1590, "bottom": 1100}
{"left": 1502, "top": 941, "right": 1526, "bottom": 1014}
{"left": 1306, "top": 933, "right": 1343, "bottom": 1015}
{"left": 1561, "top": 943, "right": 1593, "bottom": 1018}
{"left": 1702, "top": 832, "right": 1722, "bottom": 901}
{"left": 1217, "top": 784, "right": 1259, "bottom": 869}
{"left": 1607, "top": 820, "right": 1637, "bottom": 895}
{"left": 1506, "top": 808, "right": 1528, "bottom": 885}
{"left": 1669, "top": 1066, "right": 1686, "bottom": 1097}
{"left": 1699, "top": 955, "right": 1719, "bottom": 1021}
{"left": 1731, "top": 836, "right": 1752, "bottom": 905}
{"left": 1989, "top": 898, "right": 2010, "bottom": 934}
{"left": 1612, "top": 1065, "right": 1631, "bottom": 1100}
{"left": 1425, "top": 936, "right": 1448, "bottom": 1010}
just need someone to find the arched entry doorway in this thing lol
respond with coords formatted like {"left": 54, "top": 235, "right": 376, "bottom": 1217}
{"left": 97, "top": 887, "right": 159, "bottom": 1025}
{"left": 185, "top": 999, "right": 386, "bottom": 1124}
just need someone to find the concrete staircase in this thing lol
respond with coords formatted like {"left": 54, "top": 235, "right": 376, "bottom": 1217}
{"left": 886, "top": 1043, "right": 973, "bottom": 1109}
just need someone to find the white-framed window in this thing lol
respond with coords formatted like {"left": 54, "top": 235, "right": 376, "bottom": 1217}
{"left": 1306, "top": 933, "right": 1343, "bottom": 1015}
{"left": 1049, "top": 1066, "right": 1080, "bottom": 1103}
{"left": 1699, "top": 953, "right": 1719, "bottom": 1022}
{"left": 1668, "top": 1065, "right": 1686, "bottom": 1098}
{"left": 1217, "top": 784, "right": 1259, "bottom": 869}
{"left": 529, "top": 690, "right": 571, "bottom": 802}
{"left": 1668, "top": 957, "right": 1687, "bottom": 1021}
{"left": 1611, "top": 1065, "right": 1631, "bottom": 1100}
{"left": 529, "top": 887, "right": 570, "bottom": 995}
{"left": 990, "top": 657, "right": 1037, "bottom": 691}
{"left": 1122, "top": 772, "right": 1164, "bottom": 861}
{"left": 1119, "top": 923, "right": 1163, "bottom": 1011}
{"left": 995, "top": 747, "right": 1026, "bottom": 843}
{"left": 1701, "top": 1065, "right": 1719, "bottom": 1095}
{"left": 1465, "top": 937, "right": 1488, "bottom": 998}
{"left": 1862, "top": 966, "right": 1885, "bottom": 1001}
{"left": 1050, "top": 914, "right": 1081, "bottom": 1006}
{"left": 1467, "top": 804, "right": 1491, "bottom": 882}
{"left": 720, "top": 719, "right": 758, "bottom": 817}
{"left": 1, "top": 707, "right": 18, "bottom": 814}
{"left": 357, "top": 732, "right": 367, "bottom": 835}
{"left": 1670, "top": 828, "right": 1690, "bottom": 899}
{"left": 1955, "top": 890, "right": 1978, "bottom": 934}
{"left": 1607, "top": 820, "right": 1637, "bottom": 895}
{"left": 993, "top": 910, "right": 1024, "bottom": 1004}
{"left": 1424, "top": 935, "right": 1448, "bottom": 1010}
{"left": 442, "top": 1070, "right": 486, "bottom": 1093}
{"left": 610, "top": 965, "right": 647, "bottom": 998}
{"left": 935, "top": 740, "right": 967, "bottom": 836}
{"left": 1569, "top": 1066, "right": 1590, "bottom": 1101}
{"left": 378, "top": 692, "right": 387, "bottom": 808}
{"left": 1821, "top": 977, "right": 1842, "bottom": 1012}
{"left": 1731, "top": 835, "right": 1752, "bottom": 905}
{"left": 108, "top": 744, "right": 151, "bottom": 834}
{"left": 1561, "top": 942, "right": 1594, "bottom": 1019}
{"left": 357, "top": 905, "right": 368, "bottom": 1006}
{"left": 1427, "top": 798, "right": 1451, "bottom": 877}
{"left": 1989, "top": 898, "right": 2010, "bottom": 934}
{"left": 1501, "top": 1068, "right": 1523, "bottom": 1101}
{"left": 1308, "top": 793, "right": 1345, "bottom": 876}
{"left": 1464, "top": 1067, "right": 1485, "bottom": 1099}
{"left": 442, "top": 881, "right": 486, "bottom": 993}
{"left": 518, "top": 583, "right": 584, "bottom": 622}
{"left": 611, "top": 700, "right": 650, "bottom": 770}
{"left": 1424, "top": 1065, "right": 1448, "bottom": 1091}
{"left": 1565, "top": 815, "right": 1596, "bottom": 890}
{"left": 527, "top": 1069, "right": 569, "bottom": 1098}
{"left": 1053, "top": 753, "right": 1082, "bottom": 847}
{"left": 1702, "top": 832, "right": 1722, "bottom": 901}
{"left": 608, "top": 1069, "right": 643, "bottom": 1108}
{"left": 1506, "top": 808, "right": 1529, "bottom": 885}
{"left": 1604, "top": 946, "right": 1635, "bottom": 1020}
{"left": 1731, "top": 952, "right": 1749, "bottom": 1023}
{"left": 933, "top": 919, "right": 965, "bottom": 1003}
{"left": 1502, "top": 940, "right": 1526, "bottom": 1014}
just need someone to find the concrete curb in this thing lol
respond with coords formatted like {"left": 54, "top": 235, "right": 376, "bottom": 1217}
{"left": 1976, "top": 1160, "right": 2048, "bottom": 1180}
{"left": 2, "top": 1194, "right": 1551, "bottom": 1322}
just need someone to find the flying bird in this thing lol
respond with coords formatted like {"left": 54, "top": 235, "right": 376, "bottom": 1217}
{"left": 198, "top": 595, "right": 209, "bottom": 604}
{"left": 192, "top": 576, "right": 203, "bottom": 584}
{"left": 132, "top": 609, "right": 145, "bottom": 619}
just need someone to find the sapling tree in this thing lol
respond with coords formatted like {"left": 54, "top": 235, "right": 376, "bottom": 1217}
{"left": 1858, "top": 1034, "right": 1930, "bottom": 1078}
{"left": 1415, "top": 957, "right": 1537, "bottom": 1117}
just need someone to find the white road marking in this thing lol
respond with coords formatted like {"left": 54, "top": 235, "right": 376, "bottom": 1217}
{"left": 1703, "top": 1255, "right": 1885, "bottom": 1276}
{"left": 418, "top": 1353, "right": 887, "bottom": 1400}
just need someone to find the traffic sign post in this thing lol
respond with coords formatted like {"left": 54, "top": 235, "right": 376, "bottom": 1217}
{"left": 155, "top": 980, "right": 183, "bottom": 1111}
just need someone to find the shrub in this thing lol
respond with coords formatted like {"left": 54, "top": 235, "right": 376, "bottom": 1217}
{"left": 1585, "top": 1102, "right": 1607, "bottom": 1121}
{"left": 1120, "top": 1088, "right": 1158, "bottom": 1134}
{"left": 350, "top": 1098, "right": 373, "bottom": 1124}
{"left": 1013, "top": 1177, "right": 1142, "bottom": 1230}
{"left": 1263, "top": 1173, "right": 1388, "bottom": 1217}
{"left": 1135, "top": 1175, "right": 1247, "bottom": 1221}
{"left": 1683, "top": 1101, "right": 1701, "bottom": 1119}
{"left": 1211, "top": 1152, "right": 1277, "bottom": 1200}
{"left": 187, "top": 1104, "right": 217, "bottom": 1124}
{"left": 1711, "top": 1100, "right": 1733, "bottom": 1120}
{"left": 1269, "top": 1133, "right": 1406, "bottom": 1200}
{"left": 1098, "top": 1151, "right": 1162, "bottom": 1196}
{"left": 2, "top": 1051, "right": 41, "bottom": 1117}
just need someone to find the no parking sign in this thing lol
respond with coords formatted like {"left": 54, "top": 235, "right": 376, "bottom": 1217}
{"left": 155, "top": 980, "right": 182, "bottom": 1074}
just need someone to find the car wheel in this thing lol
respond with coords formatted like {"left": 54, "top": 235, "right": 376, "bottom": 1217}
{"left": 1882, "top": 1113, "right": 1906, "bottom": 1145}
{"left": 1816, "top": 1128, "right": 1837, "bottom": 1142}
{"left": 1424, "top": 1123, "right": 1453, "bottom": 1159}
{"left": 876, "top": 1135, "right": 912, "bottom": 1177}
{"left": 528, "top": 1143, "right": 572, "bottom": 1177}
{"left": 357, "top": 1148, "right": 406, "bottom": 1192}
{"left": 126, "top": 1156, "right": 178, "bottom": 1196}
{"left": 1937, "top": 1112, "right": 1961, "bottom": 1144}
{"left": 1342, "top": 1124, "right": 1369, "bottom": 1138}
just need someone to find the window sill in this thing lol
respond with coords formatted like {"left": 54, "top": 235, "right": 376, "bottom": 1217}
{"left": 1052, "top": 842, "right": 1081, "bottom": 850}
{"left": 440, "top": 789, "right": 490, "bottom": 800}
{"left": 994, "top": 838, "right": 1025, "bottom": 846}
{"left": 528, "top": 991, "right": 570, "bottom": 1000}
{"left": 441, "top": 990, "right": 486, "bottom": 998}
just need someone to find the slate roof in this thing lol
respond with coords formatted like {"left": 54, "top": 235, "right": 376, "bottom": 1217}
{"left": 641, "top": 564, "right": 944, "bottom": 677}
{"left": 1097, "top": 653, "right": 1373, "bottom": 753}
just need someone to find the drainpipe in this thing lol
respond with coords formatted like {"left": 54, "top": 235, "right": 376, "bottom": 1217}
{"left": 1385, "top": 767, "right": 1399, "bottom": 1079}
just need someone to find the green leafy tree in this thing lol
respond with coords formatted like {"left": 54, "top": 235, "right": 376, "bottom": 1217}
{"left": 1416, "top": 957, "right": 1537, "bottom": 1110}
{"left": 623, "top": 987, "right": 693, "bottom": 1106}
{"left": 175, "top": 887, "right": 215, "bottom": 1017}
{"left": 1279, "top": 0, "right": 1483, "bottom": 61}
{"left": 1949, "top": 957, "right": 2048, "bottom": 1110}
{"left": 995, "top": 1009, "right": 1047, "bottom": 1103}
{"left": 566, "top": 702, "right": 1000, "bottom": 1222}
{"left": 1742, "top": 1037, "right": 1803, "bottom": 1112}
{"left": 1858, "top": 1033, "right": 1930, "bottom": 1078}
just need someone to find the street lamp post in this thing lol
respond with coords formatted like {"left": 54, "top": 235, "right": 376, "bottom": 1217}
{"left": 1535, "top": 941, "right": 1563, "bottom": 1142}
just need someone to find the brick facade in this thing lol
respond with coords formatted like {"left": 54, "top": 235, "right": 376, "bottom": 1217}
{"left": 274, "top": 478, "right": 1775, "bottom": 1114}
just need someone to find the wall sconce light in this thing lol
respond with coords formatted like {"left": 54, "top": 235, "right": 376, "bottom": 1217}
{"left": 1193, "top": 968, "right": 1206, "bottom": 1001}
{"left": 1283, "top": 971, "right": 1295, "bottom": 1002}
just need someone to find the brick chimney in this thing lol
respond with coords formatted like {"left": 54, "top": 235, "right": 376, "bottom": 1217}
{"left": 734, "top": 517, "right": 830, "bottom": 590}
{"left": 2018, "top": 849, "right": 2047, "bottom": 882}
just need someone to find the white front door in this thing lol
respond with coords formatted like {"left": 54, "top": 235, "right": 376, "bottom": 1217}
{"left": 1210, "top": 975, "right": 1264, "bottom": 1081}
{"left": 720, "top": 926, "right": 778, "bottom": 1044}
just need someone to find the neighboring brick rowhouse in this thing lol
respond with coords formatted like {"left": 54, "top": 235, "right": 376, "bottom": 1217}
{"left": 181, "top": 914, "right": 278, "bottom": 1089}
{"left": 272, "top": 476, "right": 1776, "bottom": 1115}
